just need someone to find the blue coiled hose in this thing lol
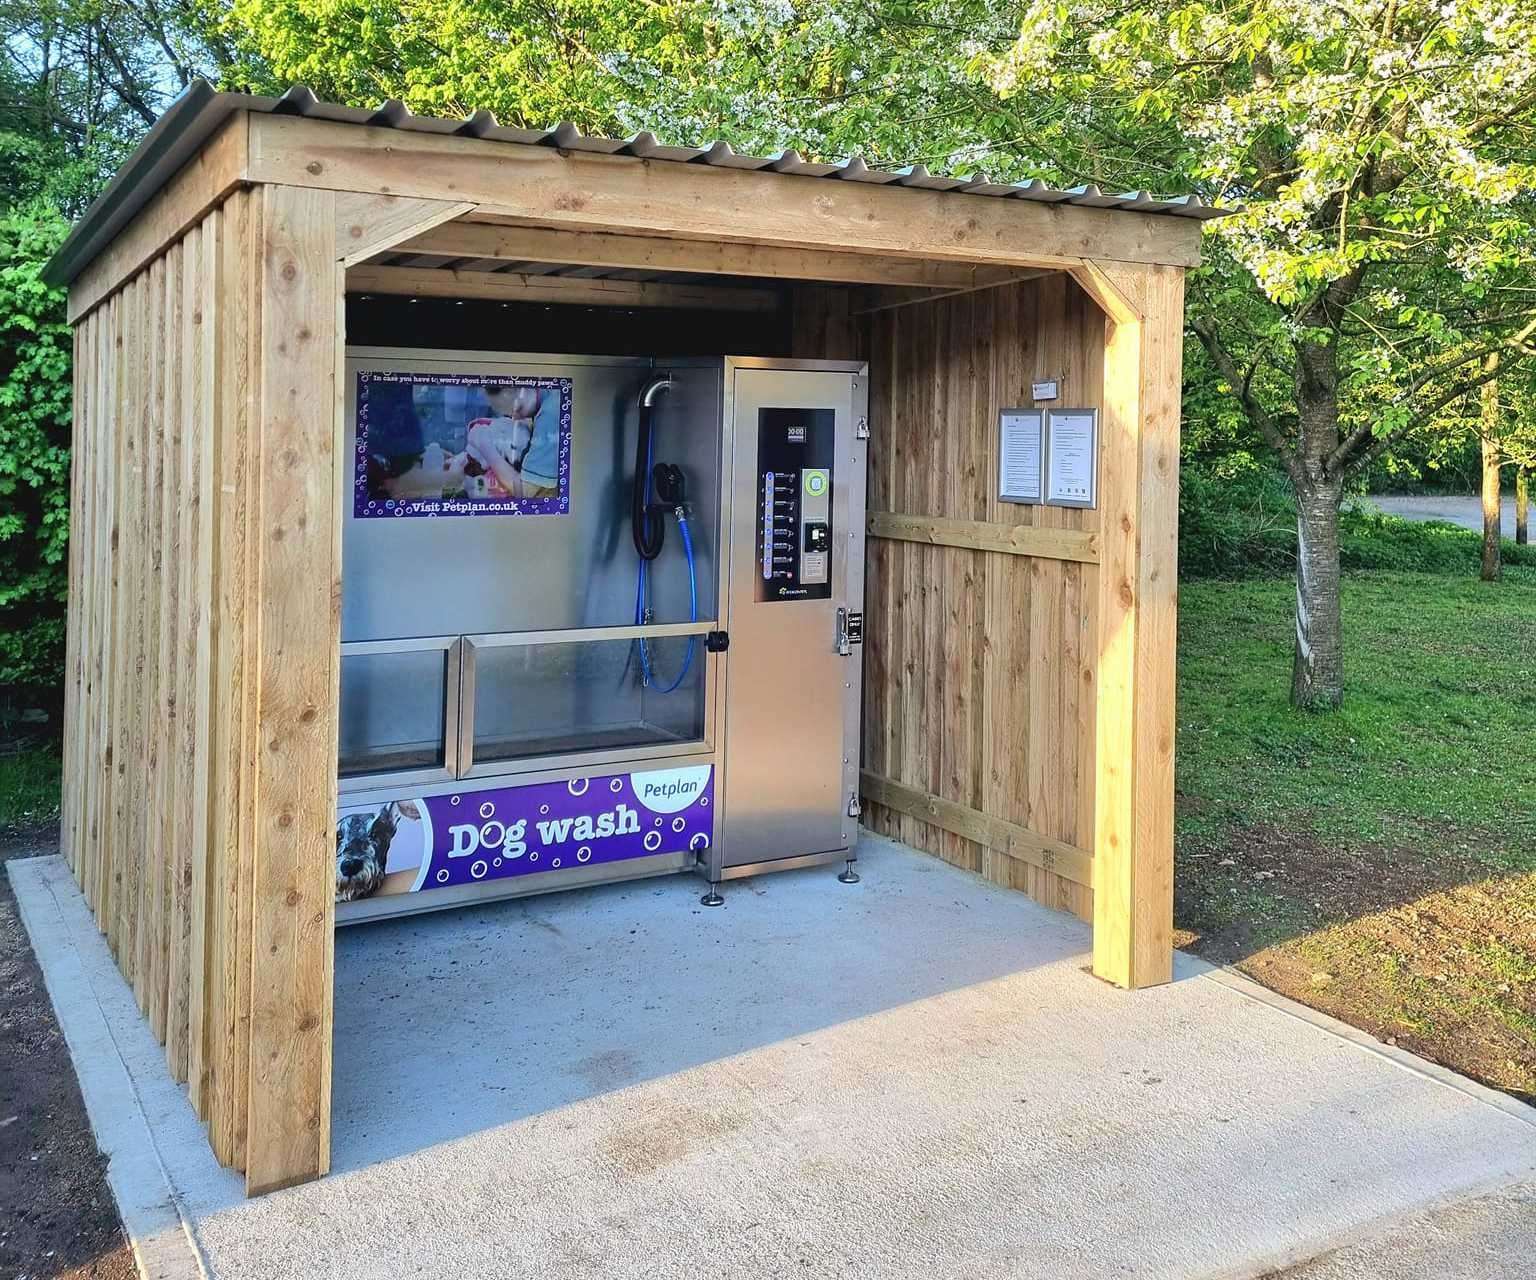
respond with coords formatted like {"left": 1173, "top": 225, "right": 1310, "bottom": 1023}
{"left": 632, "top": 412, "right": 697, "bottom": 691}
{"left": 635, "top": 511, "right": 697, "bottom": 692}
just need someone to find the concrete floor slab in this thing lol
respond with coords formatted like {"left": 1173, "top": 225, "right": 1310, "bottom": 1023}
{"left": 12, "top": 835, "right": 1536, "bottom": 1280}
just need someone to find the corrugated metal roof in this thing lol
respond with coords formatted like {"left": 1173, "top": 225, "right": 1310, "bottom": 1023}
{"left": 46, "top": 79, "right": 1233, "bottom": 286}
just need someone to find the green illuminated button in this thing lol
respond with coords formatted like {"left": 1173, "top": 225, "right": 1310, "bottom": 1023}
{"left": 803, "top": 469, "right": 829, "bottom": 498}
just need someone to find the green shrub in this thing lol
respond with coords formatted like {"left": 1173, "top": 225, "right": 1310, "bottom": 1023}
{"left": 0, "top": 208, "right": 72, "bottom": 715}
{"left": 1179, "top": 460, "right": 1536, "bottom": 580}
{"left": 1178, "top": 462, "right": 1297, "bottom": 578}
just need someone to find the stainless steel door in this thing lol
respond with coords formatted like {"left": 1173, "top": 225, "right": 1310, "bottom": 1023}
{"left": 719, "top": 363, "right": 866, "bottom": 870}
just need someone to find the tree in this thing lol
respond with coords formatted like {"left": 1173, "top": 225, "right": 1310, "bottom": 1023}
{"left": 978, "top": 0, "right": 1536, "bottom": 707}
{"left": 1, "top": 0, "right": 224, "bottom": 712}
{"left": 225, "top": 0, "right": 1536, "bottom": 710}
{"left": 1481, "top": 360, "right": 1502, "bottom": 582}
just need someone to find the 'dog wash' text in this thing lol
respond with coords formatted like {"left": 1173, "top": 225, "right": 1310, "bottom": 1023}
{"left": 447, "top": 804, "right": 642, "bottom": 860}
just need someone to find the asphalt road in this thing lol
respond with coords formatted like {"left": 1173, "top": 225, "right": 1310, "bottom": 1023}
{"left": 1367, "top": 493, "right": 1521, "bottom": 535}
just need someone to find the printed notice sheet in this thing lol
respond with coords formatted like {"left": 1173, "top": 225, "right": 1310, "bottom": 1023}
{"left": 998, "top": 409, "right": 1044, "bottom": 504}
{"left": 1045, "top": 409, "right": 1098, "bottom": 508}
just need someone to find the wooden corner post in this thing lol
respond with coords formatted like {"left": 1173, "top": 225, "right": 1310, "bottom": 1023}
{"left": 240, "top": 189, "right": 471, "bottom": 1194}
{"left": 1074, "top": 261, "right": 1186, "bottom": 989}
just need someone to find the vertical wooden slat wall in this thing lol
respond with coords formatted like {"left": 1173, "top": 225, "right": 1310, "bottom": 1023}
{"left": 798, "top": 277, "right": 1105, "bottom": 923}
{"left": 60, "top": 183, "right": 340, "bottom": 1194}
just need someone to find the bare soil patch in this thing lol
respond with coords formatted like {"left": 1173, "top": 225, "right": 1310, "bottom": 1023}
{"left": 0, "top": 826, "right": 134, "bottom": 1280}
{"left": 1175, "top": 819, "right": 1536, "bottom": 1103}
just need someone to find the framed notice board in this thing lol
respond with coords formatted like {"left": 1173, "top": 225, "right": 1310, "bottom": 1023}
{"left": 997, "top": 407, "right": 1098, "bottom": 509}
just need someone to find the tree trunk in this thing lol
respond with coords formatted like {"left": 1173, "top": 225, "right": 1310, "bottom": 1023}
{"left": 1292, "top": 474, "right": 1345, "bottom": 709}
{"left": 1289, "top": 310, "right": 1349, "bottom": 711}
{"left": 1517, "top": 468, "right": 1529, "bottom": 546}
{"left": 1480, "top": 377, "right": 1501, "bottom": 582}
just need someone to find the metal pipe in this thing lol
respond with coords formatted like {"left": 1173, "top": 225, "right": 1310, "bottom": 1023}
{"left": 640, "top": 373, "right": 674, "bottom": 407}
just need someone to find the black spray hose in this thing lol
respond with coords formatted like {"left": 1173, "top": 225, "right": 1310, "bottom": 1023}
{"left": 632, "top": 375, "right": 674, "bottom": 561}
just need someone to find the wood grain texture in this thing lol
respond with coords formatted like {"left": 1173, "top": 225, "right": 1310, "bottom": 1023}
{"left": 346, "top": 263, "right": 779, "bottom": 312}
{"left": 334, "top": 193, "right": 475, "bottom": 268}
{"left": 242, "top": 183, "right": 338, "bottom": 1196}
{"left": 247, "top": 115, "right": 1202, "bottom": 271}
{"left": 829, "top": 274, "right": 1105, "bottom": 921}
{"left": 67, "top": 114, "right": 248, "bottom": 323}
{"left": 1089, "top": 262, "right": 1182, "bottom": 989}
{"left": 867, "top": 511, "right": 1099, "bottom": 563}
{"left": 401, "top": 221, "right": 1037, "bottom": 289}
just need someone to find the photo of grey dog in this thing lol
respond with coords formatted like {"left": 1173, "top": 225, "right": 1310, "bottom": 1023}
{"left": 335, "top": 800, "right": 419, "bottom": 901}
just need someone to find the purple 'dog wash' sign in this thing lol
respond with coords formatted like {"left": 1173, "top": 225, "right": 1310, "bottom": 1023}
{"left": 411, "top": 766, "right": 713, "bottom": 893}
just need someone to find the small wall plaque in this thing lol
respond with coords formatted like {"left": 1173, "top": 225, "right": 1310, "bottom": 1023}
{"left": 1031, "top": 379, "right": 1059, "bottom": 401}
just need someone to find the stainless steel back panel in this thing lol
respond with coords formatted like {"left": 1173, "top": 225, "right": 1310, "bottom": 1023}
{"left": 342, "top": 349, "right": 722, "bottom": 642}
{"left": 717, "top": 362, "right": 867, "bottom": 871}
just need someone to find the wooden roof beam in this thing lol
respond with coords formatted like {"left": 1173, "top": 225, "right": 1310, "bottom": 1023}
{"left": 392, "top": 221, "right": 1040, "bottom": 291}
{"left": 246, "top": 114, "right": 1202, "bottom": 272}
{"left": 345, "top": 264, "right": 780, "bottom": 311}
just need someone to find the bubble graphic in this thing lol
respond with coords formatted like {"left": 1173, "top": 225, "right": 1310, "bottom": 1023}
{"left": 654, "top": 817, "right": 663, "bottom": 827}
{"left": 479, "top": 801, "right": 495, "bottom": 819}
{"left": 567, "top": 778, "right": 589, "bottom": 796}
{"left": 529, "top": 851, "right": 540, "bottom": 862}
{"left": 690, "top": 833, "right": 711, "bottom": 851}
{"left": 551, "top": 857, "right": 562, "bottom": 868}
{"left": 450, "top": 795, "right": 462, "bottom": 806}
{"left": 576, "top": 846, "right": 592, "bottom": 863}
{"left": 493, "top": 858, "right": 502, "bottom": 868}
{"left": 672, "top": 817, "right": 687, "bottom": 832}
{"left": 609, "top": 778, "right": 624, "bottom": 793}
{"left": 436, "top": 868, "right": 450, "bottom": 883}
{"left": 699, "top": 796, "right": 709, "bottom": 807}
{"left": 643, "top": 830, "right": 662, "bottom": 852}
{"left": 539, "top": 804, "right": 549, "bottom": 815}
{"left": 470, "top": 860, "right": 488, "bottom": 879}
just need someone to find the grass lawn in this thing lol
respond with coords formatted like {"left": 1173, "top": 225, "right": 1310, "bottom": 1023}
{"left": 0, "top": 745, "right": 61, "bottom": 834}
{"left": 1176, "top": 568, "right": 1536, "bottom": 1100}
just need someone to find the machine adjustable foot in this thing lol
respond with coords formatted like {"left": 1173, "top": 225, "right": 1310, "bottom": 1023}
{"left": 837, "top": 860, "right": 860, "bottom": 885}
{"left": 700, "top": 884, "right": 724, "bottom": 907}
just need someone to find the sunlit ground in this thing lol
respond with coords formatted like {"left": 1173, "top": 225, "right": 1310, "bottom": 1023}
{"left": 1175, "top": 570, "right": 1536, "bottom": 1099}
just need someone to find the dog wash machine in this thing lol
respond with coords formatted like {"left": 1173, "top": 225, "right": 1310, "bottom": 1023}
{"left": 334, "top": 351, "right": 868, "bottom": 921}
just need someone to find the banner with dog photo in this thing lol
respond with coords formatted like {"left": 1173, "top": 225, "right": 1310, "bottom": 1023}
{"left": 353, "top": 370, "right": 573, "bottom": 518}
{"left": 335, "top": 765, "right": 714, "bottom": 903}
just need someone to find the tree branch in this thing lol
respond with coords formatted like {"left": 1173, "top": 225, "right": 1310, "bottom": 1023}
{"left": 1190, "top": 317, "right": 1299, "bottom": 476}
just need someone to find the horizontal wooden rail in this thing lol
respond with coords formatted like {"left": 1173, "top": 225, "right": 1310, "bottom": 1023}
{"left": 867, "top": 511, "right": 1100, "bottom": 564}
{"left": 345, "top": 264, "right": 779, "bottom": 312}
{"left": 860, "top": 772, "right": 1093, "bottom": 888}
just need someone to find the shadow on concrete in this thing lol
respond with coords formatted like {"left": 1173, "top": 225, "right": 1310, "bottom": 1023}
{"left": 328, "top": 834, "right": 1087, "bottom": 1172}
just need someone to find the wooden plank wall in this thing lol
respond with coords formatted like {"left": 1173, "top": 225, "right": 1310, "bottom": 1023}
{"left": 59, "top": 183, "right": 341, "bottom": 1193}
{"left": 794, "top": 277, "right": 1103, "bottom": 921}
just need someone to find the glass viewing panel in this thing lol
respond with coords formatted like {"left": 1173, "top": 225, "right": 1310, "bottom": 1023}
{"left": 339, "top": 648, "right": 450, "bottom": 777}
{"left": 470, "top": 635, "right": 705, "bottom": 765}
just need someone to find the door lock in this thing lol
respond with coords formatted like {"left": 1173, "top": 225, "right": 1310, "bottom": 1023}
{"left": 835, "top": 608, "right": 863, "bottom": 656}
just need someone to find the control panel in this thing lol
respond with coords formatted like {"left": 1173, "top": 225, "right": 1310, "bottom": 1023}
{"left": 756, "top": 407, "right": 835, "bottom": 601}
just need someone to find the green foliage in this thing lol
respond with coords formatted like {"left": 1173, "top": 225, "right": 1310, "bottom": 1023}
{"left": 1179, "top": 463, "right": 1298, "bottom": 578}
{"left": 0, "top": 209, "right": 72, "bottom": 708}
{"left": 1180, "top": 463, "right": 1536, "bottom": 579}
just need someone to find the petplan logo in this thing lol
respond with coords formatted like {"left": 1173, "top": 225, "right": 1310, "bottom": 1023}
{"left": 631, "top": 765, "right": 712, "bottom": 815}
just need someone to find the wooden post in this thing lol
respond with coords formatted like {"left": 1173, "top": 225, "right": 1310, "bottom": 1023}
{"left": 1078, "top": 261, "right": 1185, "bottom": 989}
{"left": 241, "top": 183, "right": 342, "bottom": 1195}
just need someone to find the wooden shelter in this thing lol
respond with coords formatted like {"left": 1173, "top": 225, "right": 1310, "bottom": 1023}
{"left": 47, "top": 82, "right": 1222, "bottom": 1194}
